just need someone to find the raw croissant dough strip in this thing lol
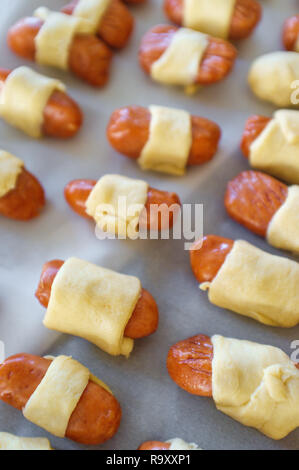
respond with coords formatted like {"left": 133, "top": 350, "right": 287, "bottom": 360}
{"left": 138, "top": 106, "right": 192, "bottom": 176}
{"left": 151, "top": 28, "right": 208, "bottom": 93}
{"left": 0, "top": 66, "right": 65, "bottom": 138}
{"left": 248, "top": 52, "right": 299, "bottom": 107}
{"left": 34, "top": 7, "right": 93, "bottom": 70}
{"left": 73, "top": 0, "right": 111, "bottom": 33}
{"left": 200, "top": 240, "right": 299, "bottom": 327}
{"left": 183, "top": 0, "right": 236, "bottom": 39}
{"left": 0, "top": 432, "right": 52, "bottom": 451}
{"left": 249, "top": 110, "right": 299, "bottom": 184}
{"left": 85, "top": 174, "right": 148, "bottom": 238}
{"left": 0, "top": 151, "right": 23, "bottom": 198}
{"left": 44, "top": 257, "right": 142, "bottom": 356}
{"left": 23, "top": 355, "right": 110, "bottom": 437}
{"left": 166, "top": 438, "right": 201, "bottom": 450}
{"left": 212, "top": 335, "right": 299, "bottom": 439}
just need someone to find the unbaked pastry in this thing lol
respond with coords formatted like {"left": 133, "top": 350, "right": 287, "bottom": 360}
{"left": 0, "top": 432, "right": 52, "bottom": 450}
{"left": 0, "top": 151, "right": 23, "bottom": 198}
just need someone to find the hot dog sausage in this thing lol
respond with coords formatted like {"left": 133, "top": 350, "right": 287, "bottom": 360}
{"left": 61, "top": 0, "right": 134, "bottom": 49}
{"left": 0, "top": 168, "right": 45, "bottom": 221}
{"left": 35, "top": 260, "right": 159, "bottom": 339}
{"left": 139, "top": 441, "right": 171, "bottom": 450}
{"left": 64, "top": 179, "right": 181, "bottom": 231}
{"left": 164, "top": 0, "right": 261, "bottom": 40}
{"left": 107, "top": 106, "right": 221, "bottom": 165}
{"left": 282, "top": 15, "right": 299, "bottom": 51}
{"left": 241, "top": 115, "right": 271, "bottom": 158}
{"left": 225, "top": 170, "right": 288, "bottom": 237}
{"left": 0, "top": 68, "right": 82, "bottom": 138}
{"left": 7, "top": 18, "right": 112, "bottom": 87}
{"left": 190, "top": 235, "right": 234, "bottom": 283}
{"left": 139, "top": 25, "right": 237, "bottom": 86}
{"left": 0, "top": 354, "right": 121, "bottom": 445}
{"left": 167, "top": 334, "right": 299, "bottom": 396}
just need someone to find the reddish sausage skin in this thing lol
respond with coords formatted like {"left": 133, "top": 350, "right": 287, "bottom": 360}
{"left": 0, "top": 354, "right": 121, "bottom": 445}
{"left": 139, "top": 441, "right": 171, "bottom": 450}
{"left": 190, "top": 235, "right": 234, "bottom": 284}
{"left": 241, "top": 115, "right": 271, "bottom": 158}
{"left": 7, "top": 18, "right": 112, "bottom": 87}
{"left": 0, "top": 168, "right": 45, "bottom": 221}
{"left": 61, "top": 0, "right": 134, "bottom": 49}
{"left": 164, "top": 0, "right": 261, "bottom": 40}
{"left": 35, "top": 260, "right": 159, "bottom": 340}
{"left": 283, "top": 15, "right": 299, "bottom": 51}
{"left": 225, "top": 171, "right": 288, "bottom": 238}
{"left": 139, "top": 25, "right": 237, "bottom": 86}
{"left": 64, "top": 179, "right": 181, "bottom": 231}
{"left": 107, "top": 106, "right": 221, "bottom": 165}
{"left": 0, "top": 68, "right": 82, "bottom": 139}
{"left": 167, "top": 334, "right": 213, "bottom": 396}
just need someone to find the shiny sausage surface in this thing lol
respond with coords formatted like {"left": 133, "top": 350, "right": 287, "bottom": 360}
{"left": 139, "top": 25, "right": 237, "bottom": 86}
{"left": 164, "top": 0, "right": 261, "bottom": 40}
{"left": 0, "top": 354, "right": 121, "bottom": 445}
{"left": 167, "top": 334, "right": 213, "bottom": 396}
{"left": 225, "top": 171, "right": 288, "bottom": 238}
{"left": 107, "top": 106, "right": 221, "bottom": 165}
{"left": 61, "top": 0, "right": 134, "bottom": 49}
{"left": 0, "top": 68, "right": 82, "bottom": 138}
{"left": 64, "top": 179, "right": 181, "bottom": 231}
{"left": 0, "top": 168, "right": 45, "bottom": 221}
{"left": 139, "top": 441, "right": 171, "bottom": 450}
{"left": 190, "top": 235, "right": 234, "bottom": 283}
{"left": 35, "top": 260, "right": 159, "bottom": 339}
{"left": 282, "top": 15, "right": 299, "bottom": 51}
{"left": 241, "top": 115, "right": 271, "bottom": 158}
{"left": 7, "top": 18, "right": 112, "bottom": 87}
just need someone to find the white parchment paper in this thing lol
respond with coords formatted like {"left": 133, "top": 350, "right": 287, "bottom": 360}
{"left": 1, "top": 0, "right": 299, "bottom": 450}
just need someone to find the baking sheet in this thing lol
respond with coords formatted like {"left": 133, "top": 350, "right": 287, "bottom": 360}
{"left": 1, "top": 0, "right": 299, "bottom": 450}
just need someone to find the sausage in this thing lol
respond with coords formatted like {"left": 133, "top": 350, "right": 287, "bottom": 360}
{"left": 0, "top": 168, "right": 45, "bottom": 221}
{"left": 35, "top": 260, "right": 159, "bottom": 339}
{"left": 167, "top": 334, "right": 213, "bottom": 396}
{"left": 0, "top": 353, "right": 121, "bottom": 445}
{"left": 139, "top": 25, "right": 237, "bottom": 86}
{"left": 61, "top": 0, "right": 134, "bottom": 49}
{"left": 64, "top": 179, "right": 181, "bottom": 231}
{"left": 282, "top": 15, "right": 299, "bottom": 51}
{"left": 139, "top": 441, "right": 171, "bottom": 450}
{"left": 190, "top": 235, "right": 234, "bottom": 283}
{"left": 7, "top": 18, "right": 113, "bottom": 87}
{"left": 241, "top": 115, "right": 271, "bottom": 158}
{"left": 164, "top": 0, "right": 261, "bottom": 40}
{"left": 124, "top": 0, "right": 146, "bottom": 4}
{"left": 107, "top": 106, "right": 221, "bottom": 165}
{"left": 225, "top": 171, "right": 288, "bottom": 238}
{"left": 167, "top": 334, "right": 299, "bottom": 396}
{"left": 0, "top": 68, "right": 82, "bottom": 138}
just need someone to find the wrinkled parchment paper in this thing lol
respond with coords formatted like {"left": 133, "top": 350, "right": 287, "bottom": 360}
{"left": 1, "top": 0, "right": 299, "bottom": 450}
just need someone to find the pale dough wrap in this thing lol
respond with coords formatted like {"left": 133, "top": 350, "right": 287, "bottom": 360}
{"left": 138, "top": 106, "right": 192, "bottom": 176}
{"left": 0, "top": 432, "right": 52, "bottom": 450}
{"left": 34, "top": 8, "right": 93, "bottom": 70}
{"left": 166, "top": 438, "right": 201, "bottom": 450}
{"left": 200, "top": 240, "right": 299, "bottom": 327}
{"left": 250, "top": 110, "right": 299, "bottom": 184}
{"left": 151, "top": 28, "right": 208, "bottom": 93}
{"left": 85, "top": 174, "right": 149, "bottom": 239}
{"left": 0, "top": 66, "right": 65, "bottom": 138}
{"left": 267, "top": 185, "right": 299, "bottom": 254}
{"left": 44, "top": 257, "right": 142, "bottom": 356}
{"left": 73, "top": 0, "right": 111, "bottom": 33}
{"left": 212, "top": 335, "right": 299, "bottom": 439}
{"left": 0, "top": 151, "right": 23, "bottom": 198}
{"left": 183, "top": 0, "right": 236, "bottom": 39}
{"left": 248, "top": 52, "right": 299, "bottom": 107}
{"left": 23, "top": 355, "right": 110, "bottom": 437}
